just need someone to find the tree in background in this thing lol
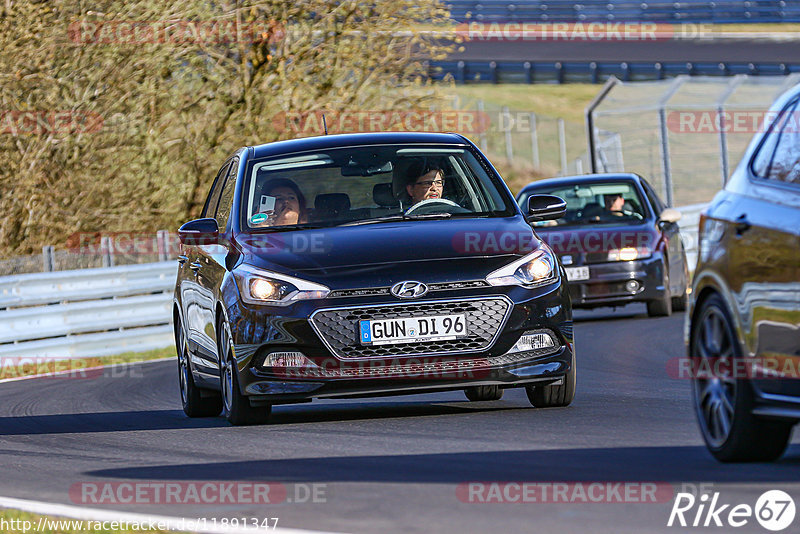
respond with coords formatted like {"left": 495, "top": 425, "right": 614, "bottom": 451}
{"left": 0, "top": 0, "right": 454, "bottom": 254}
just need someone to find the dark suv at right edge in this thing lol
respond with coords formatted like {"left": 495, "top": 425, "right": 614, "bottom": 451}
{"left": 688, "top": 84, "right": 800, "bottom": 462}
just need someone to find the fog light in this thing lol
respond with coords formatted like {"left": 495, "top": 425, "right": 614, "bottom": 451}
{"left": 508, "top": 332, "right": 555, "bottom": 354}
{"left": 260, "top": 351, "right": 317, "bottom": 369}
{"left": 625, "top": 280, "right": 641, "bottom": 292}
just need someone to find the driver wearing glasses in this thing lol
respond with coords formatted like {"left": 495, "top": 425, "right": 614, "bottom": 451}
{"left": 407, "top": 167, "right": 445, "bottom": 206}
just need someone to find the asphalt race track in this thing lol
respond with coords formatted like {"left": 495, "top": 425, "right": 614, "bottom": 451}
{"left": 453, "top": 38, "right": 800, "bottom": 64}
{"left": 1, "top": 304, "right": 798, "bottom": 533}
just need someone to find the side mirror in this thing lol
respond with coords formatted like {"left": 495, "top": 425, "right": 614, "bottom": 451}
{"left": 178, "top": 218, "right": 219, "bottom": 246}
{"left": 658, "top": 208, "right": 682, "bottom": 225}
{"left": 527, "top": 194, "right": 567, "bottom": 222}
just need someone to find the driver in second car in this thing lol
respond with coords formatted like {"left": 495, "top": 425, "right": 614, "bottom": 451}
{"left": 406, "top": 167, "right": 445, "bottom": 206}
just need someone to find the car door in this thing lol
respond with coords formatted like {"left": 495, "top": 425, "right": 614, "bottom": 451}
{"left": 732, "top": 96, "right": 800, "bottom": 396}
{"left": 181, "top": 159, "right": 230, "bottom": 373}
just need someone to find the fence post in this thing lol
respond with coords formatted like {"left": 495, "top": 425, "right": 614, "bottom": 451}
{"left": 42, "top": 245, "right": 55, "bottom": 272}
{"left": 658, "top": 108, "right": 674, "bottom": 207}
{"left": 557, "top": 118, "right": 567, "bottom": 176}
{"left": 529, "top": 112, "right": 540, "bottom": 168}
{"left": 157, "top": 230, "right": 170, "bottom": 262}
{"left": 101, "top": 236, "right": 114, "bottom": 268}
{"left": 575, "top": 158, "right": 583, "bottom": 175}
{"left": 477, "top": 99, "right": 488, "bottom": 153}
{"left": 502, "top": 106, "right": 513, "bottom": 163}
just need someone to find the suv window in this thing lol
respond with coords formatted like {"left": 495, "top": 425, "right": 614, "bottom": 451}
{"left": 215, "top": 158, "right": 239, "bottom": 231}
{"left": 202, "top": 161, "right": 231, "bottom": 218}
{"left": 751, "top": 98, "right": 800, "bottom": 186}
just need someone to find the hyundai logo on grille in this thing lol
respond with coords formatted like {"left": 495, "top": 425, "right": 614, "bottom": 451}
{"left": 390, "top": 281, "right": 428, "bottom": 299}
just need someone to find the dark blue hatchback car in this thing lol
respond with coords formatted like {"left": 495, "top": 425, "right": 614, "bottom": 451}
{"left": 173, "top": 132, "right": 574, "bottom": 425}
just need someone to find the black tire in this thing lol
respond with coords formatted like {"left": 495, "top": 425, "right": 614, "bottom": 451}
{"left": 526, "top": 352, "right": 576, "bottom": 408}
{"left": 176, "top": 317, "right": 222, "bottom": 418}
{"left": 647, "top": 290, "right": 672, "bottom": 317}
{"left": 690, "top": 294, "right": 793, "bottom": 462}
{"left": 464, "top": 385, "right": 503, "bottom": 402}
{"left": 218, "top": 317, "right": 271, "bottom": 426}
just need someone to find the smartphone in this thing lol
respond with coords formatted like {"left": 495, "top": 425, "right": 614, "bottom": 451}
{"left": 259, "top": 195, "right": 276, "bottom": 213}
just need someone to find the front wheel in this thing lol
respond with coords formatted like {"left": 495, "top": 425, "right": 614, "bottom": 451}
{"left": 218, "top": 318, "right": 271, "bottom": 426}
{"left": 691, "top": 294, "right": 793, "bottom": 462}
{"left": 464, "top": 385, "right": 503, "bottom": 402}
{"left": 526, "top": 353, "right": 576, "bottom": 408}
{"left": 176, "top": 318, "right": 222, "bottom": 418}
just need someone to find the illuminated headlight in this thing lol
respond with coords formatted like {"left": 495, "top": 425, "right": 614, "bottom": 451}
{"left": 508, "top": 332, "right": 556, "bottom": 354}
{"left": 234, "top": 265, "right": 330, "bottom": 305}
{"left": 486, "top": 247, "right": 558, "bottom": 288}
{"left": 260, "top": 351, "right": 318, "bottom": 369}
{"left": 607, "top": 247, "right": 651, "bottom": 261}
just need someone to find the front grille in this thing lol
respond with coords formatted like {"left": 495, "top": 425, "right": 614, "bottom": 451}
{"left": 310, "top": 297, "right": 512, "bottom": 359}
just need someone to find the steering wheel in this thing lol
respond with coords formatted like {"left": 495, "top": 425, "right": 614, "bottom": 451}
{"left": 404, "top": 198, "right": 462, "bottom": 216}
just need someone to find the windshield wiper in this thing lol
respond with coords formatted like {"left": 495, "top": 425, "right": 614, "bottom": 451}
{"left": 405, "top": 212, "right": 452, "bottom": 220}
{"left": 337, "top": 215, "right": 406, "bottom": 227}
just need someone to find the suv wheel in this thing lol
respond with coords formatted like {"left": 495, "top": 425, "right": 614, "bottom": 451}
{"left": 218, "top": 318, "right": 271, "bottom": 426}
{"left": 176, "top": 318, "right": 222, "bottom": 417}
{"left": 526, "top": 352, "right": 576, "bottom": 408}
{"left": 464, "top": 385, "right": 503, "bottom": 401}
{"left": 691, "top": 295, "right": 793, "bottom": 462}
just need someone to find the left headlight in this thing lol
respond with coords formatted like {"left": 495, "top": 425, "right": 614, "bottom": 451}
{"left": 233, "top": 265, "right": 330, "bottom": 305}
{"left": 486, "top": 246, "right": 559, "bottom": 288}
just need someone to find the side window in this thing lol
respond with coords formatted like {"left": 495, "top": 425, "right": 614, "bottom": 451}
{"left": 215, "top": 158, "right": 239, "bottom": 231}
{"left": 752, "top": 98, "right": 800, "bottom": 186}
{"left": 202, "top": 161, "right": 231, "bottom": 218}
{"left": 642, "top": 183, "right": 664, "bottom": 216}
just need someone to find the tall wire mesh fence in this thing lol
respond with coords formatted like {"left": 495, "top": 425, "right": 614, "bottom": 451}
{"left": 588, "top": 74, "right": 800, "bottom": 207}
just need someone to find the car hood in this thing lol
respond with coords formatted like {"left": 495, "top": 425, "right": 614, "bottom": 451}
{"left": 235, "top": 217, "right": 541, "bottom": 287}
{"left": 533, "top": 223, "right": 659, "bottom": 256}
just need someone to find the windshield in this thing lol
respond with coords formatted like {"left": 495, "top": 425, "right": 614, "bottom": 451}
{"left": 241, "top": 145, "right": 514, "bottom": 230}
{"left": 518, "top": 181, "right": 649, "bottom": 227}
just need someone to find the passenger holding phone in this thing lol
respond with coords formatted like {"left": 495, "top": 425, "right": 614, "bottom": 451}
{"left": 253, "top": 178, "right": 308, "bottom": 227}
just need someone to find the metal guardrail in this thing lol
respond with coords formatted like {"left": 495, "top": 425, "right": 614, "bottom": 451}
{"left": 0, "top": 262, "right": 177, "bottom": 360}
{"left": 676, "top": 202, "right": 708, "bottom": 273}
{"left": 431, "top": 60, "right": 800, "bottom": 84}
{"left": 446, "top": 1, "right": 800, "bottom": 23}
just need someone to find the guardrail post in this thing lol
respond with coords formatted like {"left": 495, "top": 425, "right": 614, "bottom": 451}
{"left": 524, "top": 61, "right": 533, "bottom": 84}
{"left": 457, "top": 60, "right": 466, "bottom": 84}
{"left": 489, "top": 61, "right": 498, "bottom": 84}
{"left": 157, "top": 230, "right": 170, "bottom": 262}
{"left": 590, "top": 62, "right": 599, "bottom": 84}
{"left": 101, "top": 236, "right": 114, "bottom": 267}
{"left": 555, "top": 62, "right": 564, "bottom": 84}
{"left": 42, "top": 246, "right": 55, "bottom": 272}
{"left": 558, "top": 118, "right": 567, "bottom": 176}
{"left": 529, "top": 112, "right": 540, "bottom": 169}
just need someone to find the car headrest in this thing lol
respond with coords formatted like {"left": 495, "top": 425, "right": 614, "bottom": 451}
{"left": 314, "top": 193, "right": 351, "bottom": 217}
{"left": 580, "top": 202, "right": 604, "bottom": 218}
{"left": 373, "top": 183, "right": 398, "bottom": 207}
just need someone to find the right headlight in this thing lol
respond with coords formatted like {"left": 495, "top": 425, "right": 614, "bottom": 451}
{"left": 233, "top": 264, "right": 330, "bottom": 305}
{"left": 486, "top": 247, "right": 559, "bottom": 288}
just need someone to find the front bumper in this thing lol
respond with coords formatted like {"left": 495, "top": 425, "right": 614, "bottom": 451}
{"left": 567, "top": 254, "right": 666, "bottom": 308}
{"left": 225, "top": 279, "right": 573, "bottom": 403}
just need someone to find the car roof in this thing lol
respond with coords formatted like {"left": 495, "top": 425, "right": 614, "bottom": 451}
{"left": 518, "top": 173, "right": 645, "bottom": 196}
{"left": 248, "top": 132, "right": 470, "bottom": 159}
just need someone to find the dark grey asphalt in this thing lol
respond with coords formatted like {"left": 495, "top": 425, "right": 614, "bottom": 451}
{"left": 453, "top": 39, "right": 800, "bottom": 63}
{"left": 1, "top": 303, "right": 798, "bottom": 533}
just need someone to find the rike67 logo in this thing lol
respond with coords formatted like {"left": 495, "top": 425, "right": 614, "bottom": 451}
{"left": 668, "top": 490, "right": 795, "bottom": 531}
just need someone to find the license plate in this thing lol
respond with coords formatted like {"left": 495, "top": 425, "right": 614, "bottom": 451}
{"left": 565, "top": 266, "right": 590, "bottom": 281}
{"left": 358, "top": 314, "right": 467, "bottom": 346}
